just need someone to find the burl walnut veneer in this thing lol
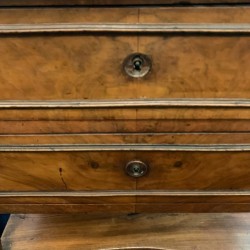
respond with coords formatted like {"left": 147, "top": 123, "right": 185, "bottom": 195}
{"left": 0, "top": 1, "right": 250, "bottom": 213}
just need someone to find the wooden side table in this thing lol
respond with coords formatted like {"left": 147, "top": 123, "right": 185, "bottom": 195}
{"left": 1, "top": 213, "right": 250, "bottom": 249}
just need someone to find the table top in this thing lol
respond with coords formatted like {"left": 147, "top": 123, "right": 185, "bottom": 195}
{"left": 2, "top": 213, "right": 250, "bottom": 250}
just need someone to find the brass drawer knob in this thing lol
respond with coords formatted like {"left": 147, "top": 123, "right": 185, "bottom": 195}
{"left": 125, "top": 160, "right": 148, "bottom": 178}
{"left": 123, "top": 53, "right": 151, "bottom": 78}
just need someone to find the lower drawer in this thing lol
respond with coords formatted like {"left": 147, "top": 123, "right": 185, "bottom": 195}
{"left": 1, "top": 144, "right": 250, "bottom": 191}
{"left": 0, "top": 151, "right": 136, "bottom": 191}
{"left": 136, "top": 150, "right": 250, "bottom": 190}
{"left": 1, "top": 143, "right": 250, "bottom": 212}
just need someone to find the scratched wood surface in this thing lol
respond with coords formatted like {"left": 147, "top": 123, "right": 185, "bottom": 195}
{"left": 2, "top": 213, "right": 250, "bottom": 250}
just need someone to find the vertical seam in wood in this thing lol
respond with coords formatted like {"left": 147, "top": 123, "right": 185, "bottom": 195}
{"left": 135, "top": 7, "right": 141, "bottom": 213}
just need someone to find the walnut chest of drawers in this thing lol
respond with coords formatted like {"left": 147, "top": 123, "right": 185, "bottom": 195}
{"left": 0, "top": 0, "right": 250, "bottom": 213}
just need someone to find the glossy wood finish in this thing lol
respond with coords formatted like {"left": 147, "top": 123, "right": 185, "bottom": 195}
{"left": 136, "top": 151, "right": 250, "bottom": 190}
{"left": 1, "top": 149, "right": 250, "bottom": 191}
{"left": 2, "top": 191, "right": 250, "bottom": 213}
{"left": 3, "top": 213, "right": 250, "bottom": 250}
{"left": 0, "top": 7, "right": 249, "bottom": 100}
{"left": 0, "top": 151, "right": 135, "bottom": 191}
{"left": 1, "top": 6, "right": 250, "bottom": 213}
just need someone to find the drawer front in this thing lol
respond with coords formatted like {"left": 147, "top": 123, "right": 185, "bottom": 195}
{"left": 138, "top": 35, "right": 250, "bottom": 99}
{"left": 0, "top": 7, "right": 249, "bottom": 100}
{"left": 1, "top": 145, "right": 250, "bottom": 192}
{"left": 0, "top": 8, "right": 138, "bottom": 101}
{"left": 0, "top": 34, "right": 138, "bottom": 100}
{"left": 136, "top": 151, "right": 250, "bottom": 190}
{"left": 0, "top": 151, "right": 136, "bottom": 191}
{"left": 1, "top": 144, "right": 250, "bottom": 212}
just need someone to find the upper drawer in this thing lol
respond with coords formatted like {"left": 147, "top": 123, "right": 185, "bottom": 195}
{"left": 0, "top": 7, "right": 250, "bottom": 100}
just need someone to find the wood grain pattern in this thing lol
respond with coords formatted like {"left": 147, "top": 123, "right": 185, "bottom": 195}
{"left": 0, "top": 204, "right": 135, "bottom": 214}
{"left": 0, "top": 6, "right": 250, "bottom": 214}
{"left": 0, "top": 7, "right": 249, "bottom": 100}
{"left": 1, "top": 150, "right": 250, "bottom": 191}
{"left": 0, "top": 121, "right": 137, "bottom": 134}
{"left": 0, "top": 7, "right": 138, "bottom": 24}
{"left": 0, "top": 7, "right": 249, "bottom": 25}
{"left": 140, "top": 7, "right": 250, "bottom": 24}
{"left": 2, "top": 119, "right": 250, "bottom": 133}
{"left": 3, "top": 213, "right": 250, "bottom": 250}
{"left": 136, "top": 203, "right": 250, "bottom": 212}
{"left": 136, "top": 151, "right": 250, "bottom": 190}
{"left": 2, "top": 133, "right": 250, "bottom": 145}
{"left": 136, "top": 120, "right": 250, "bottom": 133}
{"left": 138, "top": 35, "right": 250, "bottom": 98}
{"left": 0, "top": 106, "right": 249, "bottom": 134}
{"left": 0, "top": 35, "right": 138, "bottom": 100}
{"left": 2, "top": 190, "right": 250, "bottom": 213}
{"left": 0, "top": 151, "right": 136, "bottom": 191}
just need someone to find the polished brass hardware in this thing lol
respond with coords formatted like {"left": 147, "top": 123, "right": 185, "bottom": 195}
{"left": 125, "top": 160, "right": 148, "bottom": 178}
{"left": 123, "top": 53, "right": 151, "bottom": 78}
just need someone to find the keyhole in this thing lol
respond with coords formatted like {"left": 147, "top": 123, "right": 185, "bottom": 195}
{"left": 133, "top": 57, "right": 143, "bottom": 71}
{"left": 123, "top": 53, "right": 151, "bottom": 78}
{"left": 125, "top": 160, "right": 148, "bottom": 178}
{"left": 132, "top": 164, "right": 141, "bottom": 174}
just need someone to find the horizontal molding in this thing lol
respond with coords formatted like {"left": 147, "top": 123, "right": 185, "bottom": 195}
{"left": 1, "top": 144, "right": 250, "bottom": 152}
{"left": 0, "top": 23, "right": 249, "bottom": 34}
{"left": 1, "top": 190, "right": 250, "bottom": 197}
{"left": 1, "top": 98, "right": 250, "bottom": 109}
{"left": 0, "top": 190, "right": 250, "bottom": 198}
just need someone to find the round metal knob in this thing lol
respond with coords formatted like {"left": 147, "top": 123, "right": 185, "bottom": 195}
{"left": 125, "top": 160, "right": 148, "bottom": 178}
{"left": 123, "top": 53, "right": 151, "bottom": 78}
